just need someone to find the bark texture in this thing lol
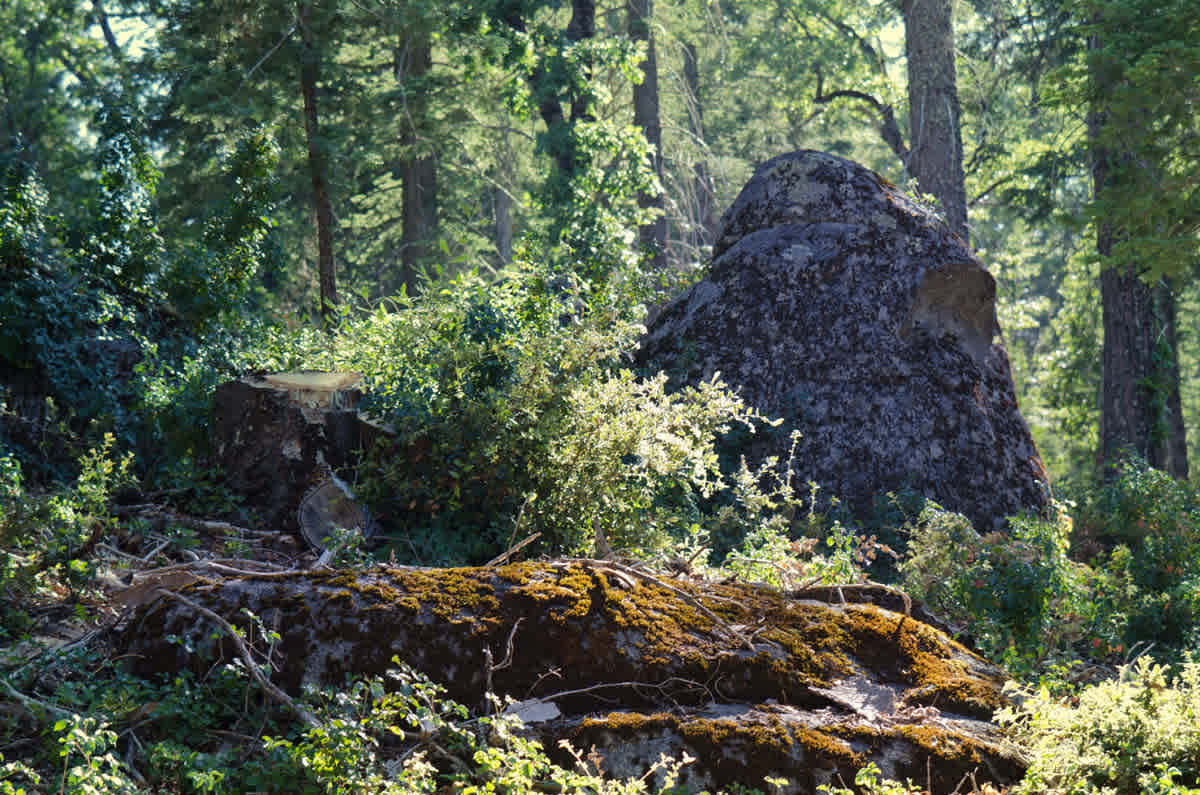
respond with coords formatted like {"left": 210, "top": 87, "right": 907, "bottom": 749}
{"left": 628, "top": 0, "right": 666, "bottom": 268}
{"left": 682, "top": 41, "right": 717, "bottom": 257}
{"left": 398, "top": 32, "right": 437, "bottom": 295}
{"left": 1090, "top": 32, "right": 1186, "bottom": 477}
{"left": 1157, "top": 281, "right": 1189, "bottom": 478}
{"left": 638, "top": 151, "right": 1051, "bottom": 530}
{"left": 116, "top": 561, "right": 1025, "bottom": 793}
{"left": 298, "top": 2, "right": 337, "bottom": 320}
{"left": 902, "top": 0, "right": 969, "bottom": 243}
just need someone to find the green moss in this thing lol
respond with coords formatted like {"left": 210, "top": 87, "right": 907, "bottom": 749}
{"left": 508, "top": 565, "right": 597, "bottom": 622}
{"left": 896, "top": 725, "right": 985, "bottom": 762}
{"left": 581, "top": 712, "right": 676, "bottom": 732}
{"left": 792, "top": 727, "right": 863, "bottom": 766}
{"left": 838, "top": 604, "right": 1007, "bottom": 718}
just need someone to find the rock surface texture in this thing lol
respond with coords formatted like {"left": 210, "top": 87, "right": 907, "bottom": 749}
{"left": 116, "top": 562, "right": 1026, "bottom": 792}
{"left": 637, "top": 150, "right": 1050, "bottom": 529}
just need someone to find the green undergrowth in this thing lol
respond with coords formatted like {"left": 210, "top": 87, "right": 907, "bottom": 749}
{"left": 0, "top": 651, "right": 720, "bottom": 794}
{"left": 8, "top": 394, "right": 1200, "bottom": 791}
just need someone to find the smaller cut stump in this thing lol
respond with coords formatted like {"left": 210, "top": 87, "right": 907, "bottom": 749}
{"left": 211, "top": 372, "right": 386, "bottom": 540}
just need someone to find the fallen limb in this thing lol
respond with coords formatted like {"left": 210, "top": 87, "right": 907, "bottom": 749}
{"left": 121, "top": 506, "right": 283, "bottom": 539}
{"left": 0, "top": 675, "right": 73, "bottom": 719}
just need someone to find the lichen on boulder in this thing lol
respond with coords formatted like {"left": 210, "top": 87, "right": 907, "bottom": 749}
{"left": 115, "top": 561, "right": 1026, "bottom": 792}
{"left": 637, "top": 150, "right": 1051, "bottom": 530}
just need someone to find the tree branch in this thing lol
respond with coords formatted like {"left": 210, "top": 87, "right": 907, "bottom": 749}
{"left": 813, "top": 65, "right": 909, "bottom": 165}
{"left": 92, "top": 0, "right": 124, "bottom": 61}
{"left": 969, "top": 176, "right": 1014, "bottom": 208}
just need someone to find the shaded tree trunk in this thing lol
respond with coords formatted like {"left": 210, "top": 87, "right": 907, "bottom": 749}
{"left": 494, "top": 185, "right": 513, "bottom": 265}
{"left": 901, "top": 0, "right": 969, "bottom": 244}
{"left": 398, "top": 32, "right": 437, "bottom": 296}
{"left": 1155, "top": 279, "right": 1188, "bottom": 478}
{"left": 681, "top": 42, "right": 716, "bottom": 256}
{"left": 1098, "top": 257, "right": 1159, "bottom": 470}
{"left": 627, "top": 0, "right": 665, "bottom": 269}
{"left": 565, "top": 0, "right": 595, "bottom": 127}
{"left": 1090, "top": 31, "right": 1187, "bottom": 478}
{"left": 298, "top": 2, "right": 337, "bottom": 321}
{"left": 493, "top": 117, "right": 515, "bottom": 265}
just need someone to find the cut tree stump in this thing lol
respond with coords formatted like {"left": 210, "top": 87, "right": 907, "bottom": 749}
{"left": 211, "top": 372, "right": 387, "bottom": 545}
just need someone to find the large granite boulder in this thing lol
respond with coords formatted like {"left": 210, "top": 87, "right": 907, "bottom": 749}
{"left": 637, "top": 150, "right": 1050, "bottom": 529}
{"left": 115, "top": 561, "right": 1025, "bottom": 793}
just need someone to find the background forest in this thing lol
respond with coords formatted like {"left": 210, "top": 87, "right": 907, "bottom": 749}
{"left": 1, "top": 0, "right": 1200, "bottom": 792}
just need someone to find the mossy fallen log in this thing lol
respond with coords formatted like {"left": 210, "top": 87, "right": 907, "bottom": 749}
{"left": 114, "top": 561, "right": 1025, "bottom": 793}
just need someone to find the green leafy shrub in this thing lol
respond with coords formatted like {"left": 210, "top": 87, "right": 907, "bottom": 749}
{"left": 0, "top": 434, "right": 134, "bottom": 635}
{"left": 1071, "top": 458, "right": 1200, "bottom": 653}
{"left": 901, "top": 504, "right": 1080, "bottom": 664}
{"left": 334, "top": 270, "right": 640, "bottom": 562}
{"left": 0, "top": 121, "right": 282, "bottom": 483}
{"left": 1000, "top": 656, "right": 1200, "bottom": 794}
{"left": 0, "top": 752, "right": 41, "bottom": 794}
{"left": 532, "top": 369, "right": 759, "bottom": 555}
{"left": 26, "top": 645, "right": 703, "bottom": 794}
{"left": 53, "top": 714, "right": 139, "bottom": 794}
{"left": 296, "top": 263, "right": 765, "bottom": 563}
{"left": 816, "top": 762, "right": 924, "bottom": 795}
{"left": 710, "top": 436, "right": 887, "bottom": 588}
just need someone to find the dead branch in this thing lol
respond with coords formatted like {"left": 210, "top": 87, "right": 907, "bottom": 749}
{"left": 121, "top": 506, "right": 283, "bottom": 539}
{"left": 0, "top": 676, "right": 73, "bottom": 718}
{"left": 524, "top": 676, "right": 709, "bottom": 706}
{"left": 484, "top": 619, "right": 524, "bottom": 703}
{"left": 486, "top": 532, "right": 542, "bottom": 567}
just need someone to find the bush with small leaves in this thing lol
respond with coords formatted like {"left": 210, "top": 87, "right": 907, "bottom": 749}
{"left": 1071, "top": 457, "right": 1200, "bottom": 654}
{"left": 54, "top": 715, "right": 139, "bottom": 795}
{"left": 901, "top": 503, "right": 1081, "bottom": 665}
{"left": 999, "top": 656, "right": 1200, "bottom": 794}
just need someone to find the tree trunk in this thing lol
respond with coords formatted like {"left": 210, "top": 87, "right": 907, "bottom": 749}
{"left": 1098, "top": 260, "right": 1159, "bottom": 470}
{"left": 494, "top": 185, "right": 513, "bottom": 265}
{"left": 627, "top": 0, "right": 665, "bottom": 269}
{"left": 298, "top": 2, "right": 337, "bottom": 321}
{"left": 1156, "top": 279, "right": 1188, "bottom": 478}
{"left": 901, "top": 0, "right": 969, "bottom": 244}
{"left": 565, "top": 0, "right": 596, "bottom": 127}
{"left": 493, "top": 118, "right": 515, "bottom": 265}
{"left": 682, "top": 41, "right": 716, "bottom": 257}
{"left": 398, "top": 32, "right": 437, "bottom": 296}
{"left": 117, "top": 562, "right": 1025, "bottom": 792}
{"left": 1090, "top": 31, "right": 1185, "bottom": 478}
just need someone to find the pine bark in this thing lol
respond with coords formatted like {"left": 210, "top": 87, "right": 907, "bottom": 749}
{"left": 1156, "top": 280, "right": 1189, "bottom": 478}
{"left": 298, "top": 2, "right": 337, "bottom": 321}
{"left": 682, "top": 42, "right": 716, "bottom": 256}
{"left": 627, "top": 0, "right": 665, "bottom": 269}
{"left": 398, "top": 33, "right": 437, "bottom": 296}
{"left": 1098, "top": 257, "right": 1159, "bottom": 470}
{"left": 901, "top": 0, "right": 969, "bottom": 244}
{"left": 1091, "top": 29, "right": 1182, "bottom": 476}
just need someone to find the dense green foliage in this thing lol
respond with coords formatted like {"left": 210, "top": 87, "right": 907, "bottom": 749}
{"left": 2, "top": 0, "right": 1200, "bottom": 791}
